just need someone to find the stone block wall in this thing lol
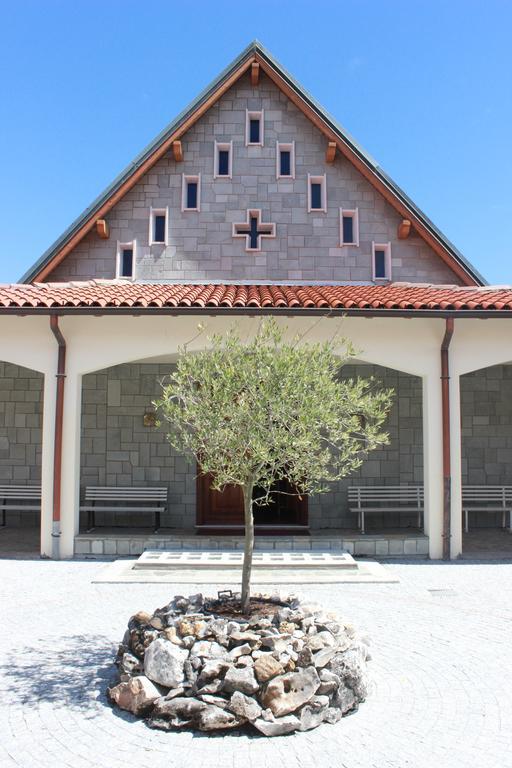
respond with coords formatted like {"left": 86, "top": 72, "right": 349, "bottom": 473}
{"left": 80, "top": 363, "right": 195, "bottom": 529}
{"left": 50, "top": 71, "right": 460, "bottom": 285}
{"left": 0, "top": 362, "right": 43, "bottom": 526}
{"left": 461, "top": 364, "right": 512, "bottom": 527}
{"left": 309, "top": 364, "right": 423, "bottom": 530}
{"left": 79, "top": 362, "right": 423, "bottom": 531}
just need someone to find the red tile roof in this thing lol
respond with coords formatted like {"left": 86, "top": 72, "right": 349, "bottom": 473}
{"left": 1, "top": 281, "right": 512, "bottom": 312}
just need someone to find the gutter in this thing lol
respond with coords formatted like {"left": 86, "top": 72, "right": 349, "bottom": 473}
{"left": 0, "top": 307, "right": 510, "bottom": 318}
{"left": 49, "top": 316, "right": 66, "bottom": 560}
{"left": 441, "top": 317, "right": 454, "bottom": 560}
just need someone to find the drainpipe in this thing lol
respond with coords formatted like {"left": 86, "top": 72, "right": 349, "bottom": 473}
{"left": 441, "top": 317, "right": 454, "bottom": 560}
{"left": 50, "top": 316, "right": 66, "bottom": 560}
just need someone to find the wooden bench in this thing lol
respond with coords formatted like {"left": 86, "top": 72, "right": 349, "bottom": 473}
{"left": 348, "top": 485, "right": 424, "bottom": 534}
{"left": 462, "top": 485, "right": 512, "bottom": 532}
{"left": 0, "top": 485, "right": 41, "bottom": 526}
{"left": 80, "top": 486, "right": 167, "bottom": 532}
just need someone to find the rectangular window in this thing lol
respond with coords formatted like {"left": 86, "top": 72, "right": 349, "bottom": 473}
{"left": 276, "top": 142, "right": 295, "bottom": 179}
{"left": 308, "top": 175, "right": 326, "bottom": 212}
{"left": 149, "top": 208, "right": 168, "bottom": 245}
{"left": 339, "top": 208, "right": 359, "bottom": 246}
{"left": 372, "top": 242, "right": 392, "bottom": 281}
{"left": 182, "top": 174, "right": 201, "bottom": 211}
{"left": 117, "top": 241, "right": 135, "bottom": 279}
{"left": 246, "top": 110, "right": 264, "bottom": 146}
{"left": 214, "top": 141, "right": 232, "bottom": 178}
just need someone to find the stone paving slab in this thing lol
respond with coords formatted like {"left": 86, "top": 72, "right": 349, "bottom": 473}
{"left": 1, "top": 559, "right": 512, "bottom": 768}
{"left": 92, "top": 557, "right": 398, "bottom": 583}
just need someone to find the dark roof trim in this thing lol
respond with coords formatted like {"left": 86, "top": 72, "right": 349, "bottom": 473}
{"left": 20, "top": 40, "right": 486, "bottom": 286}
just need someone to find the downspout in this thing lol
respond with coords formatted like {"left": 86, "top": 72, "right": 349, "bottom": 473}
{"left": 50, "top": 316, "right": 66, "bottom": 560}
{"left": 441, "top": 317, "right": 454, "bottom": 560}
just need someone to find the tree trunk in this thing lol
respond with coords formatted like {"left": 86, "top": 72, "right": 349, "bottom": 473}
{"left": 241, "top": 482, "right": 254, "bottom": 614}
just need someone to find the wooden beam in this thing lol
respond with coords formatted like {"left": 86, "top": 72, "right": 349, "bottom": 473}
{"left": 398, "top": 219, "right": 412, "bottom": 239}
{"left": 95, "top": 219, "right": 109, "bottom": 239}
{"left": 251, "top": 62, "right": 260, "bottom": 86}
{"left": 172, "top": 140, "right": 183, "bottom": 162}
{"left": 326, "top": 141, "right": 336, "bottom": 164}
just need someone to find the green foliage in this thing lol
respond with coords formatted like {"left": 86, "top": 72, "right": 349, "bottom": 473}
{"left": 155, "top": 320, "right": 393, "bottom": 499}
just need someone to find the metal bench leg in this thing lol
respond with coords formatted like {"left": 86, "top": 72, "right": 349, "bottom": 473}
{"left": 502, "top": 509, "right": 506, "bottom": 530}
{"left": 1, "top": 507, "right": 5, "bottom": 527}
{"left": 361, "top": 511, "right": 365, "bottom": 535}
{"left": 464, "top": 509, "right": 468, "bottom": 533}
{"left": 154, "top": 508, "right": 161, "bottom": 533}
{"left": 87, "top": 505, "right": 95, "bottom": 533}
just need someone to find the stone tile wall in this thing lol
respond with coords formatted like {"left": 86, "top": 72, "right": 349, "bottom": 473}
{"left": 50, "top": 71, "right": 460, "bottom": 285}
{"left": 461, "top": 364, "right": 512, "bottom": 527}
{"left": 0, "top": 363, "right": 43, "bottom": 526}
{"left": 79, "top": 362, "right": 423, "bottom": 531}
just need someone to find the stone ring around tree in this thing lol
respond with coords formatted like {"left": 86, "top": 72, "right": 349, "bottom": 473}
{"left": 108, "top": 592, "right": 371, "bottom": 736}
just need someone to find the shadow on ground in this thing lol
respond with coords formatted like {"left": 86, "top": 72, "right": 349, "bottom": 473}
{"left": 0, "top": 635, "right": 118, "bottom": 712}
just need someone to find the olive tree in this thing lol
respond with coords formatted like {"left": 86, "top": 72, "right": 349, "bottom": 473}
{"left": 155, "top": 320, "right": 392, "bottom": 612}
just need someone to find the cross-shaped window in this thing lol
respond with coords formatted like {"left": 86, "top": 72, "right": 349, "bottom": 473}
{"left": 232, "top": 209, "right": 276, "bottom": 252}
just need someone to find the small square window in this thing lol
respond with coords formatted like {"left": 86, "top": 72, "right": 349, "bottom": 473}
{"left": 117, "top": 241, "right": 135, "bottom": 279}
{"left": 149, "top": 208, "right": 168, "bottom": 245}
{"left": 372, "top": 242, "right": 392, "bottom": 281}
{"left": 339, "top": 208, "right": 359, "bottom": 246}
{"left": 182, "top": 174, "right": 201, "bottom": 211}
{"left": 276, "top": 142, "right": 295, "bottom": 179}
{"left": 214, "top": 141, "right": 232, "bottom": 178}
{"left": 308, "top": 175, "right": 326, "bottom": 212}
{"left": 246, "top": 110, "right": 264, "bottom": 146}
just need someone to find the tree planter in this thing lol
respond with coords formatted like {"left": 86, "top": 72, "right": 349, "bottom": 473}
{"left": 108, "top": 592, "right": 371, "bottom": 736}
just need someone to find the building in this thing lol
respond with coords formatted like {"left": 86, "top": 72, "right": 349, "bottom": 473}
{"left": 1, "top": 41, "right": 511, "bottom": 561}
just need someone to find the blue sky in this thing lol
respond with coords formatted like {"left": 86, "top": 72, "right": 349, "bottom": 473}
{"left": 0, "top": 0, "right": 510, "bottom": 284}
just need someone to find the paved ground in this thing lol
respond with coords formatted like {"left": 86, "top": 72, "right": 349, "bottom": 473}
{"left": 1, "top": 558, "right": 511, "bottom": 768}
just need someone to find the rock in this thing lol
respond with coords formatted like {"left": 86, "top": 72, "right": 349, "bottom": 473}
{"left": 253, "top": 655, "right": 284, "bottom": 682}
{"left": 108, "top": 676, "right": 162, "bottom": 715}
{"left": 162, "top": 626, "right": 183, "bottom": 646}
{"left": 331, "top": 682, "right": 357, "bottom": 714}
{"left": 229, "top": 630, "right": 260, "bottom": 645}
{"left": 144, "top": 638, "right": 188, "bottom": 688}
{"left": 236, "top": 655, "right": 254, "bottom": 668}
{"left": 190, "top": 640, "right": 227, "bottom": 659}
{"left": 299, "top": 602, "right": 324, "bottom": 619}
{"left": 118, "top": 651, "right": 143, "bottom": 676}
{"left": 181, "top": 635, "right": 195, "bottom": 650}
{"left": 197, "top": 705, "right": 242, "bottom": 731}
{"left": 261, "top": 666, "right": 320, "bottom": 717}
{"left": 279, "top": 621, "right": 297, "bottom": 635}
{"left": 299, "top": 696, "right": 330, "bottom": 731}
{"left": 228, "top": 643, "right": 252, "bottom": 660}
{"left": 312, "top": 647, "right": 336, "bottom": 669}
{"left": 324, "top": 707, "right": 342, "bottom": 724}
{"left": 223, "top": 666, "right": 259, "bottom": 695}
{"left": 227, "top": 691, "right": 261, "bottom": 721}
{"left": 329, "top": 645, "right": 370, "bottom": 699}
{"left": 296, "top": 646, "right": 313, "bottom": 667}
{"left": 198, "top": 694, "right": 229, "bottom": 709}
{"left": 196, "top": 679, "right": 224, "bottom": 695}
{"left": 163, "top": 686, "right": 185, "bottom": 700}
{"left": 177, "top": 618, "right": 207, "bottom": 638}
{"left": 153, "top": 696, "right": 207, "bottom": 720}
{"left": 253, "top": 714, "right": 300, "bottom": 736}
{"left": 131, "top": 610, "right": 152, "bottom": 626}
{"left": 259, "top": 634, "right": 291, "bottom": 652}
{"left": 150, "top": 615, "right": 165, "bottom": 630}
{"left": 196, "top": 659, "right": 231, "bottom": 685}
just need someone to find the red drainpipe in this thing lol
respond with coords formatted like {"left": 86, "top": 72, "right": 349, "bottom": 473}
{"left": 441, "top": 317, "right": 454, "bottom": 560}
{"left": 50, "top": 315, "right": 66, "bottom": 559}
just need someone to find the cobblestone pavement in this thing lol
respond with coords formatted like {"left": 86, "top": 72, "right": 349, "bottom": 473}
{"left": 1, "top": 559, "right": 511, "bottom": 768}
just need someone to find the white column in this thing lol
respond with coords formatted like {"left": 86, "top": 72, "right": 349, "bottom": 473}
{"left": 58, "top": 369, "right": 83, "bottom": 559}
{"left": 422, "top": 370, "right": 444, "bottom": 559}
{"left": 449, "top": 373, "right": 463, "bottom": 558}
{"left": 40, "top": 371, "right": 57, "bottom": 558}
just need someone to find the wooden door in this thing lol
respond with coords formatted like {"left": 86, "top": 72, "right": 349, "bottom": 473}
{"left": 196, "top": 469, "right": 308, "bottom": 534}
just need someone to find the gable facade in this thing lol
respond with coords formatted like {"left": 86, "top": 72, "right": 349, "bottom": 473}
{"left": 47, "top": 71, "right": 463, "bottom": 285}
